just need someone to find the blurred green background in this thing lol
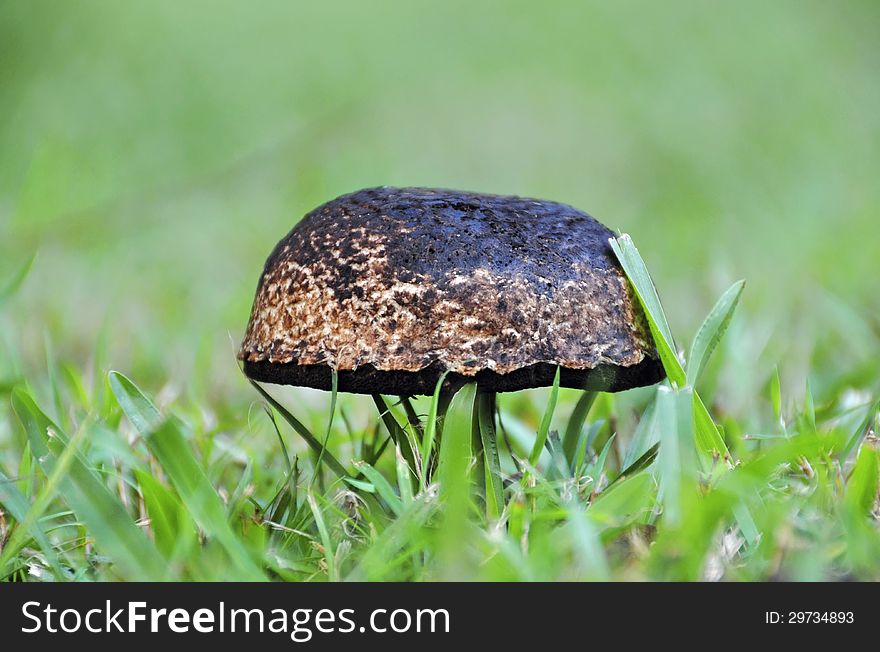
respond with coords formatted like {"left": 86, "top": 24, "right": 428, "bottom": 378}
{"left": 1, "top": 0, "right": 877, "bottom": 415}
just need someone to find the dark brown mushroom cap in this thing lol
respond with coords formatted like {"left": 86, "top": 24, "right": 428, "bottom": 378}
{"left": 240, "top": 187, "right": 664, "bottom": 395}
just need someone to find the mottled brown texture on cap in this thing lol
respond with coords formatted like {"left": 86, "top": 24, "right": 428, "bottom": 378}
{"left": 239, "top": 187, "right": 663, "bottom": 394}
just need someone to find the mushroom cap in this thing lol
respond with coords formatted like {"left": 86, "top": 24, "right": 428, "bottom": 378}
{"left": 240, "top": 187, "right": 664, "bottom": 395}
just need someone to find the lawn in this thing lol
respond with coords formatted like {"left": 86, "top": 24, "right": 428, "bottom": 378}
{"left": 0, "top": 0, "right": 878, "bottom": 581}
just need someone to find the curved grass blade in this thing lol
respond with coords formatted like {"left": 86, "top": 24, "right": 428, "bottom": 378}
{"left": 693, "top": 390, "right": 730, "bottom": 461}
{"left": 420, "top": 370, "right": 450, "bottom": 491}
{"left": 372, "top": 395, "right": 418, "bottom": 476}
{"left": 687, "top": 280, "right": 745, "bottom": 385}
{"left": 398, "top": 395, "right": 425, "bottom": 443}
{"left": 610, "top": 442, "right": 659, "bottom": 488}
{"left": 585, "top": 433, "right": 616, "bottom": 483}
{"left": 609, "top": 235, "right": 685, "bottom": 388}
{"left": 529, "top": 367, "right": 560, "bottom": 466}
{"left": 353, "top": 460, "right": 403, "bottom": 516}
{"left": 0, "top": 253, "right": 36, "bottom": 308}
{"left": 562, "top": 390, "right": 597, "bottom": 467}
{"left": 245, "top": 378, "right": 347, "bottom": 479}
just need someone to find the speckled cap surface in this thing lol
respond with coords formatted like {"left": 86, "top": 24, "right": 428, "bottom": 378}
{"left": 240, "top": 187, "right": 663, "bottom": 395}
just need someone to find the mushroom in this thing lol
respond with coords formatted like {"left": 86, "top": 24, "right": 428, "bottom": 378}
{"left": 240, "top": 187, "right": 664, "bottom": 480}
{"left": 240, "top": 186, "right": 663, "bottom": 396}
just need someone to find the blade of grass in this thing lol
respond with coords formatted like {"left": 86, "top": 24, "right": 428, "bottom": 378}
{"left": 353, "top": 460, "right": 403, "bottom": 516}
{"left": 588, "top": 472, "right": 654, "bottom": 530}
{"left": 733, "top": 502, "right": 760, "bottom": 548}
{"left": 621, "top": 394, "right": 659, "bottom": 469}
{"left": 574, "top": 421, "right": 604, "bottom": 472}
{"left": 693, "top": 391, "right": 731, "bottom": 461}
{"left": 109, "top": 371, "right": 162, "bottom": 433}
{"left": 395, "top": 446, "right": 414, "bottom": 505}
{"left": 845, "top": 444, "right": 880, "bottom": 516}
{"left": 0, "top": 253, "right": 36, "bottom": 308}
{"left": 770, "top": 367, "right": 785, "bottom": 433}
{"left": 437, "top": 383, "right": 476, "bottom": 578}
{"left": 9, "top": 388, "right": 166, "bottom": 580}
{"left": 477, "top": 391, "right": 503, "bottom": 519}
{"left": 687, "top": 280, "right": 745, "bottom": 385}
{"left": 529, "top": 367, "right": 561, "bottom": 466}
{"left": 244, "top": 378, "right": 347, "bottom": 479}
{"left": 656, "top": 386, "right": 696, "bottom": 526}
{"left": 610, "top": 442, "right": 659, "bottom": 488}
{"left": 109, "top": 372, "right": 265, "bottom": 579}
{"left": 134, "top": 468, "right": 194, "bottom": 559}
{"left": 399, "top": 395, "right": 425, "bottom": 444}
{"left": 372, "top": 394, "right": 418, "bottom": 477}
{"left": 264, "top": 415, "right": 297, "bottom": 526}
{"left": 841, "top": 443, "right": 880, "bottom": 572}
{"left": 803, "top": 378, "right": 816, "bottom": 433}
{"left": 311, "top": 370, "right": 338, "bottom": 486}
{"left": 0, "top": 468, "right": 67, "bottom": 579}
{"left": 609, "top": 234, "right": 685, "bottom": 387}
{"left": 143, "top": 419, "right": 266, "bottom": 580}
{"left": 841, "top": 399, "right": 880, "bottom": 461}
{"left": 420, "top": 371, "right": 450, "bottom": 491}
{"left": 281, "top": 459, "right": 302, "bottom": 528}
{"left": 585, "top": 433, "right": 616, "bottom": 484}
{"left": 349, "top": 490, "right": 439, "bottom": 581}
{"left": 307, "top": 491, "right": 336, "bottom": 581}
{"left": 562, "top": 390, "right": 597, "bottom": 467}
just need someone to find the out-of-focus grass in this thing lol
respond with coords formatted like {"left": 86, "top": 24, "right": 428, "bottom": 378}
{"left": 0, "top": 1, "right": 878, "bottom": 581}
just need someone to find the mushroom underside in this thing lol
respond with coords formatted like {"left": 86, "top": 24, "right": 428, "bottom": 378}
{"left": 243, "top": 357, "right": 664, "bottom": 395}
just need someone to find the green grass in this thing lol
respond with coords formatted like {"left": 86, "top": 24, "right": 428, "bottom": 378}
{"left": 1, "top": 234, "right": 877, "bottom": 581}
{"left": 1, "top": 1, "right": 878, "bottom": 581}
